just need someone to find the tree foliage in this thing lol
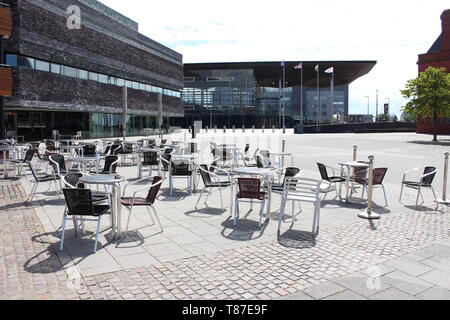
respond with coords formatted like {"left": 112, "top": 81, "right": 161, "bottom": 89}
{"left": 401, "top": 67, "right": 450, "bottom": 119}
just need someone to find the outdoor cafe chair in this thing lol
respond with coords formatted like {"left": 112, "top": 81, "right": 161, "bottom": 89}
{"left": 159, "top": 152, "right": 173, "bottom": 178}
{"left": 168, "top": 157, "right": 194, "bottom": 196}
{"left": 270, "top": 167, "right": 301, "bottom": 192}
{"left": 118, "top": 142, "right": 136, "bottom": 166}
{"left": 139, "top": 151, "right": 161, "bottom": 177}
{"left": 278, "top": 177, "right": 321, "bottom": 235}
{"left": 60, "top": 188, "right": 111, "bottom": 253}
{"left": 82, "top": 144, "right": 97, "bottom": 157}
{"left": 63, "top": 173, "right": 110, "bottom": 203}
{"left": 9, "top": 148, "right": 36, "bottom": 176}
{"left": 49, "top": 154, "right": 80, "bottom": 190}
{"left": 233, "top": 178, "right": 267, "bottom": 226}
{"left": 400, "top": 166, "right": 437, "bottom": 208}
{"left": 26, "top": 161, "right": 61, "bottom": 204}
{"left": 256, "top": 150, "right": 274, "bottom": 169}
{"left": 90, "top": 155, "right": 118, "bottom": 175}
{"left": 196, "top": 163, "right": 232, "bottom": 210}
{"left": 121, "top": 176, "right": 164, "bottom": 233}
{"left": 353, "top": 167, "right": 388, "bottom": 206}
{"left": 317, "top": 163, "right": 346, "bottom": 200}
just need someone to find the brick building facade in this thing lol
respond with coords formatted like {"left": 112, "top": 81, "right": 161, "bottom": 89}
{"left": 2, "top": 0, "right": 183, "bottom": 140}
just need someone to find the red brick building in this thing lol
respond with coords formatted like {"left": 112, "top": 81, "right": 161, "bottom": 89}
{"left": 416, "top": 9, "right": 450, "bottom": 134}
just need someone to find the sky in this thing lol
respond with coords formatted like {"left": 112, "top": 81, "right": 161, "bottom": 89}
{"left": 100, "top": 0, "right": 449, "bottom": 117}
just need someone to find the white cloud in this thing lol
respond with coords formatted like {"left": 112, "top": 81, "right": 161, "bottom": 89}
{"left": 99, "top": 0, "right": 449, "bottom": 116}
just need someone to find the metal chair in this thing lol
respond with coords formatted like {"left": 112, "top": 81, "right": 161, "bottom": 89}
{"left": 26, "top": 162, "right": 61, "bottom": 204}
{"left": 91, "top": 155, "right": 119, "bottom": 175}
{"left": 49, "top": 154, "right": 79, "bottom": 190}
{"left": 60, "top": 188, "right": 111, "bottom": 253}
{"left": 270, "top": 167, "right": 301, "bottom": 192}
{"left": 353, "top": 168, "right": 388, "bottom": 206}
{"left": 121, "top": 176, "right": 164, "bottom": 233}
{"left": 196, "top": 164, "right": 232, "bottom": 210}
{"left": 256, "top": 150, "right": 273, "bottom": 168}
{"left": 82, "top": 144, "right": 97, "bottom": 157}
{"left": 168, "top": 157, "right": 194, "bottom": 196}
{"left": 278, "top": 177, "right": 321, "bottom": 235}
{"left": 9, "top": 148, "right": 36, "bottom": 176}
{"left": 316, "top": 163, "right": 346, "bottom": 200}
{"left": 233, "top": 178, "right": 267, "bottom": 226}
{"left": 400, "top": 166, "right": 437, "bottom": 207}
{"left": 139, "top": 151, "right": 160, "bottom": 177}
{"left": 118, "top": 142, "right": 136, "bottom": 166}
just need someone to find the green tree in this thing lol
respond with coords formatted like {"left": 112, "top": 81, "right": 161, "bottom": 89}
{"left": 400, "top": 111, "right": 417, "bottom": 123}
{"left": 401, "top": 67, "right": 450, "bottom": 141}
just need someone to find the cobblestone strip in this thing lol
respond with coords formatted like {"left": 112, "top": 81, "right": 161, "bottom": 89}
{"left": 0, "top": 179, "right": 448, "bottom": 300}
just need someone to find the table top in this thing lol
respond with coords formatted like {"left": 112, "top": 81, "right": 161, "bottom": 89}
{"left": 233, "top": 167, "right": 273, "bottom": 175}
{"left": 339, "top": 161, "right": 368, "bottom": 167}
{"left": 79, "top": 174, "right": 125, "bottom": 184}
{"left": 270, "top": 152, "right": 293, "bottom": 156}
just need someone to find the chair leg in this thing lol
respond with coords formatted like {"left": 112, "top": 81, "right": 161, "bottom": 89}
{"left": 60, "top": 214, "right": 67, "bottom": 251}
{"left": 150, "top": 206, "right": 163, "bottom": 232}
{"left": 382, "top": 185, "right": 388, "bottom": 207}
{"left": 169, "top": 175, "right": 173, "bottom": 196}
{"left": 125, "top": 206, "right": 133, "bottom": 233}
{"left": 94, "top": 215, "right": 102, "bottom": 253}
{"left": 145, "top": 206, "right": 155, "bottom": 226}
{"left": 233, "top": 197, "right": 239, "bottom": 226}
{"left": 218, "top": 187, "right": 224, "bottom": 210}
{"left": 415, "top": 186, "right": 422, "bottom": 207}
{"left": 278, "top": 197, "right": 287, "bottom": 232}
{"left": 323, "top": 183, "right": 331, "bottom": 201}
{"left": 399, "top": 183, "right": 404, "bottom": 203}
{"left": 258, "top": 199, "right": 266, "bottom": 228}
{"left": 195, "top": 186, "right": 207, "bottom": 209}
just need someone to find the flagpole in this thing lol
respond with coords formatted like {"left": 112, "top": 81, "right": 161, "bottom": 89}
{"left": 300, "top": 65, "right": 303, "bottom": 125}
{"left": 316, "top": 65, "right": 320, "bottom": 126}
{"left": 282, "top": 61, "right": 286, "bottom": 133}
{"left": 331, "top": 70, "right": 334, "bottom": 123}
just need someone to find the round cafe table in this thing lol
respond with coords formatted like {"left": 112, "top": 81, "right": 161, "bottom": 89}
{"left": 67, "top": 156, "right": 102, "bottom": 173}
{"left": 79, "top": 174, "right": 126, "bottom": 240}
{"left": 61, "top": 144, "right": 84, "bottom": 157}
{"left": 338, "top": 161, "right": 369, "bottom": 202}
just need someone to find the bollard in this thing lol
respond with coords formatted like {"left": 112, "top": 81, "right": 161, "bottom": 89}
{"left": 223, "top": 126, "right": 226, "bottom": 133}
{"left": 272, "top": 125, "right": 276, "bottom": 133}
{"left": 262, "top": 125, "right": 265, "bottom": 134}
{"left": 252, "top": 125, "right": 255, "bottom": 133}
{"left": 358, "top": 155, "right": 380, "bottom": 220}
{"left": 436, "top": 152, "right": 450, "bottom": 205}
{"left": 206, "top": 126, "right": 208, "bottom": 133}
{"left": 353, "top": 145, "right": 358, "bottom": 161}
{"left": 214, "top": 126, "right": 217, "bottom": 133}
{"left": 242, "top": 125, "right": 245, "bottom": 133}
{"left": 232, "top": 125, "right": 235, "bottom": 133}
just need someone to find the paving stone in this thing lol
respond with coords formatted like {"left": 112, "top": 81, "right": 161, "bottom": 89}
{"left": 383, "top": 257, "right": 434, "bottom": 277}
{"left": 415, "top": 286, "right": 450, "bottom": 300}
{"left": 323, "top": 290, "right": 368, "bottom": 300}
{"left": 419, "top": 270, "right": 450, "bottom": 291}
{"left": 370, "top": 288, "right": 419, "bottom": 300}
{"left": 332, "top": 272, "right": 390, "bottom": 297}
{"left": 381, "top": 271, "right": 433, "bottom": 296}
{"left": 302, "top": 281, "right": 346, "bottom": 299}
{"left": 278, "top": 290, "right": 315, "bottom": 300}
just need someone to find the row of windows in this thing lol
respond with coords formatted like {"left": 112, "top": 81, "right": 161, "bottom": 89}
{"left": 5, "top": 54, "right": 182, "bottom": 98}
{"left": 183, "top": 76, "right": 235, "bottom": 82}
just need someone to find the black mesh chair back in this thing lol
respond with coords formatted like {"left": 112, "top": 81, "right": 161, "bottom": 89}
{"left": 143, "top": 151, "right": 159, "bottom": 166}
{"left": 64, "top": 173, "right": 83, "bottom": 188}
{"left": 50, "top": 154, "right": 67, "bottom": 175}
{"left": 372, "top": 168, "right": 388, "bottom": 185}
{"left": 103, "top": 155, "right": 118, "bottom": 173}
{"left": 83, "top": 144, "right": 97, "bottom": 157}
{"left": 283, "top": 167, "right": 301, "bottom": 183}
{"left": 24, "top": 149, "right": 36, "bottom": 162}
{"left": 103, "top": 145, "right": 111, "bottom": 155}
{"left": 171, "top": 159, "right": 192, "bottom": 176}
{"left": 63, "top": 188, "right": 94, "bottom": 216}
{"left": 237, "top": 178, "right": 262, "bottom": 199}
{"left": 421, "top": 167, "right": 436, "bottom": 186}
{"left": 146, "top": 176, "right": 163, "bottom": 204}
{"left": 164, "top": 148, "right": 173, "bottom": 154}
{"left": 199, "top": 164, "right": 213, "bottom": 185}
{"left": 161, "top": 153, "right": 172, "bottom": 171}
{"left": 317, "top": 163, "right": 330, "bottom": 181}
{"left": 121, "top": 142, "right": 134, "bottom": 153}
{"left": 110, "top": 144, "right": 121, "bottom": 155}
{"left": 29, "top": 142, "right": 40, "bottom": 149}
{"left": 256, "top": 156, "right": 264, "bottom": 168}
{"left": 45, "top": 140, "right": 57, "bottom": 151}
{"left": 147, "top": 139, "right": 157, "bottom": 148}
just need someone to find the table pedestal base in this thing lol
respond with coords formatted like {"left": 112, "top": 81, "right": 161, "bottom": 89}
{"left": 357, "top": 211, "right": 380, "bottom": 220}
{"left": 436, "top": 198, "right": 450, "bottom": 205}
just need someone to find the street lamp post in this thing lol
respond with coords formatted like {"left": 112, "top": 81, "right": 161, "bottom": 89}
{"left": 364, "top": 96, "right": 370, "bottom": 121}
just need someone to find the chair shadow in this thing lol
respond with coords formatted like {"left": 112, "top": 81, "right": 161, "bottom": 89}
{"left": 220, "top": 218, "right": 266, "bottom": 241}
{"left": 158, "top": 188, "right": 193, "bottom": 201}
{"left": 277, "top": 229, "right": 317, "bottom": 249}
{"left": 407, "top": 140, "right": 450, "bottom": 147}
{"left": 184, "top": 206, "right": 227, "bottom": 217}
{"left": 404, "top": 204, "right": 446, "bottom": 213}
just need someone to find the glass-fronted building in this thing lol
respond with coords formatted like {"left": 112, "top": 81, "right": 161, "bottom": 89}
{"left": 177, "top": 61, "right": 376, "bottom": 128}
{"left": 2, "top": 0, "right": 183, "bottom": 141}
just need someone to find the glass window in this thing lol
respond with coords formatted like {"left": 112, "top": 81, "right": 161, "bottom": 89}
{"left": 5, "top": 54, "right": 17, "bottom": 67}
{"left": 78, "top": 69, "right": 88, "bottom": 80}
{"left": 139, "top": 83, "right": 146, "bottom": 91}
{"left": 89, "top": 72, "right": 99, "bottom": 82}
{"left": 50, "top": 63, "right": 61, "bottom": 74}
{"left": 108, "top": 76, "right": 116, "bottom": 85}
{"left": 126, "top": 80, "right": 133, "bottom": 88}
{"left": 35, "top": 60, "right": 50, "bottom": 72}
{"left": 116, "top": 78, "right": 125, "bottom": 87}
{"left": 132, "top": 82, "right": 139, "bottom": 90}
{"left": 98, "top": 74, "right": 108, "bottom": 84}
{"left": 63, "top": 66, "right": 78, "bottom": 78}
{"left": 18, "top": 56, "right": 35, "bottom": 69}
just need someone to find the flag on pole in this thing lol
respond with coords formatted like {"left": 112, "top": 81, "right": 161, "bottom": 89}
{"left": 315, "top": 65, "right": 319, "bottom": 72}
{"left": 294, "top": 63, "right": 303, "bottom": 69}
{"left": 324, "top": 67, "right": 334, "bottom": 74}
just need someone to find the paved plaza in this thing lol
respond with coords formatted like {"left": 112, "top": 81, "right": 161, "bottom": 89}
{"left": 0, "top": 132, "right": 449, "bottom": 300}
